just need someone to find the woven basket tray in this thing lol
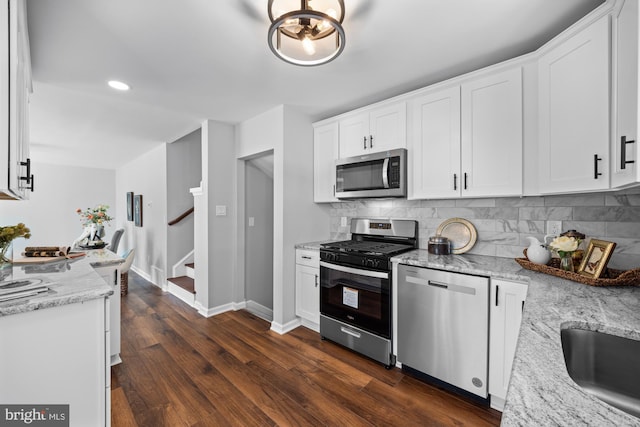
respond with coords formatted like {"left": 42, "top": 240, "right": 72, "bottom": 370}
{"left": 515, "top": 253, "right": 640, "bottom": 287}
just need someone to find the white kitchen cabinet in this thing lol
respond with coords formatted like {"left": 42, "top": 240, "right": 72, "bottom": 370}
{"left": 93, "top": 263, "right": 122, "bottom": 365}
{"left": 0, "top": 0, "right": 32, "bottom": 200}
{"left": 338, "top": 102, "right": 406, "bottom": 158}
{"left": 612, "top": 0, "right": 639, "bottom": 188}
{"left": 0, "top": 298, "right": 110, "bottom": 426}
{"left": 295, "top": 249, "right": 320, "bottom": 331}
{"left": 538, "top": 15, "right": 610, "bottom": 194}
{"left": 313, "top": 121, "right": 339, "bottom": 202}
{"left": 409, "top": 68, "right": 522, "bottom": 199}
{"left": 489, "top": 278, "right": 528, "bottom": 411}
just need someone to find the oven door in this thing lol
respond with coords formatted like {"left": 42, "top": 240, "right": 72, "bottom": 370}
{"left": 319, "top": 261, "right": 390, "bottom": 338}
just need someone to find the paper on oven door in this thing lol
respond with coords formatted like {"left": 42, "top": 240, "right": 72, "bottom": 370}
{"left": 343, "top": 287, "right": 359, "bottom": 309}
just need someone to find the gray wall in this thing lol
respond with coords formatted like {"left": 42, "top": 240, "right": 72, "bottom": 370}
{"left": 245, "top": 155, "right": 274, "bottom": 311}
{"left": 167, "top": 129, "right": 201, "bottom": 271}
{"left": 327, "top": 186, "right": 640, "bottom": 270}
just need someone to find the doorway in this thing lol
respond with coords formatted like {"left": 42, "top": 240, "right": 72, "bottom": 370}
{"left": 244, "top": 153, "right": 274, "bottom": 321}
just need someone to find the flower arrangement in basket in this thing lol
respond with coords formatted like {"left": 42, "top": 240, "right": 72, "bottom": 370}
{"left": 75, "top": 205, "right": 113, "bottom": 248}
{"left": 547, "top": 235, "right": 581, "bottom": 272}
{"left": 0, "top": 223, "right": 31, "bottom": 264}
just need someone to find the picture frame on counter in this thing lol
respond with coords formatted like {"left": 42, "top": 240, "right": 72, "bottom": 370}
{"left": 126, "top": 192, "right": 134, "bottom": 221}
{"left": 577, "top": 239, "right": 616, "bottom": 279}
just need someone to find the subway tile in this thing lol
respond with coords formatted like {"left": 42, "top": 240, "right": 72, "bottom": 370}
{"left": 605, "top": 193, "right": 640, "bottom": 206}
{"left": 467, "top": 242, "right": 496, "bottom": 257}
{"left": 606, "top": 222, "right": 640, "bottom": 239}
{"left": 455, "top": 198, "right": 496, "bottom": 207}
{"left": 498, "top": 220, "right": 545, "bottom": 234}
{"left": 470, "top": 219, "right": 497, "bottom": 232}
{"left": 436, "top": 207, "right": 519, "bottom": 220}
{"left": 519, "top": 207, "right": 573, "bottom": 220}
{"left": 604, "top": 238, "right": 640, "bottom": 255}
{"left": 572, "top": 206, "right": 640, "bottom": 222}
{"left": 496, "top": 245, "right": 527, "bottom": 259}
{"left": 607, "top": 253, "right": 640, "bottom": 270}
{"left": 496, "top": 197, "right": 545, "bottom": 207}
{"left": 379, "top": 207, "right": 409, "bottom": 218}
{"left": 544, "top": 194, "right": 605, "bottom": 207}
{"left": 420, "top": 199, "right": 457, "bottom": 208}
{"left": 562, "top": 221, "right": 606, "bottom": 238}
{"left": 480, "top": 231, "right": 520, "bottom": 245}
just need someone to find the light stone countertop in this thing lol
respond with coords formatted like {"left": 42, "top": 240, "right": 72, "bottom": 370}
{"left": 0, "top": 249, "right": 122, "bottom": 317}
{"left": 392, "top": 249, "right": 640, "bottom": 427}
{"left": 294, "top": 241, "right": 337, "bottom": 251}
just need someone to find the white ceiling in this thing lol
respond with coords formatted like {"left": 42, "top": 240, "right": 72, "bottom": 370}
{"left": 26, "top": 0, "right": 604, "bottom": 169}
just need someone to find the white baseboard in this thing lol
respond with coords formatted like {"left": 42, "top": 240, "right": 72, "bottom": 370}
{"left": 194, "top": 301, "right": 244, "bottom": 318}
{"left": 270, "top": 317, "right": 302, "bottom": 335}
{"left": 300, "top": 318, "right": 319, "bottom": 333}
{"left": 166, "top": 282, "right": 196, "bottom": 307}
{"left": 130, "top": 266, "right": 165, "bottom": 289}
{"left": 245, "top": 300, "right": 273, "bottom": 322}
{"left": 490, "top": 395, "right": 505, "bottom": 412}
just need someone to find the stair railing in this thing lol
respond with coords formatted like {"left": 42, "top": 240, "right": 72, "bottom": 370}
{"left": 168, "top": 207, "right": 194, "bottom": 226}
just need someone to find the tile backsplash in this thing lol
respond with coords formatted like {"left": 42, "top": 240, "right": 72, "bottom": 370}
{"left": 328, "top": 187, "right": 640, "bottom": 270}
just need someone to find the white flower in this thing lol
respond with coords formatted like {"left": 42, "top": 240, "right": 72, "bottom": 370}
{"left": 548, "top": 236, "right": 579, "bottom": 253}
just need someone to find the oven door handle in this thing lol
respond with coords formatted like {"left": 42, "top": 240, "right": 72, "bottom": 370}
{"left": 320, "top": 261, "right": 389, "bottom": 279}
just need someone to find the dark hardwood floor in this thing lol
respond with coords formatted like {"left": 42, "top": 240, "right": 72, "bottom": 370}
{"left": 112, "top": 272, "right": 502, "bottom": 426}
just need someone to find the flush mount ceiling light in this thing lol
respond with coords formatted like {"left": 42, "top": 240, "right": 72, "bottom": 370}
{"left": 268, "top": 0, "right": 345, "bottom": 66}
{"left": 107, "top": 80, "right": 130, "bottom": 91}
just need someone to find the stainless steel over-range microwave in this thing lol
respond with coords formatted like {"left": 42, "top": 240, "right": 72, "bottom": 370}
{"left": 335, "top": 148, "right": 407, "bottom": 199}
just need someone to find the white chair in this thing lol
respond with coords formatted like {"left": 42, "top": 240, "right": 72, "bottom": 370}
{"left": 119, "top": 248, "right": 135, "bottom": 296}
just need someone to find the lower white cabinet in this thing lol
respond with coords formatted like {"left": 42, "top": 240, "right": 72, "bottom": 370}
{"left": 489, "top": 278, "right": 528, "bottom": 410}
{"left": 295, "top": 249, "right": 320, "bottom": 331}
{"left": 93, "top": 263, "right": 121, "bottom": 365}
{"left": 0, "top": 298, "right": 110, "bottom": 427}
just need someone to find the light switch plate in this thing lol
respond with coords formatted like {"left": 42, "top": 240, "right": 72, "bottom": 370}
{"left": 215, "top": 205, "right": 227, "bottom": 216}
{"left": 341, "top": 216, "right": 348, "bottom": 227}
{"left": 248, "top": 217, "right": 255, "bottom": 227}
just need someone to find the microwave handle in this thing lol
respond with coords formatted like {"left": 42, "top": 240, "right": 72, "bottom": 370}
{"left": 382, "top": 158, "right": 390, "bottom": 188}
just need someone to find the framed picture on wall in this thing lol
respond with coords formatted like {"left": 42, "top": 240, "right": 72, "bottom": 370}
{"left": 577, "top": 239, "right": 616, "bottom": 279}
{"left": 134, "top": 194, "right": 143, "bottom": 227}
{"left": 126, "top": 192, "right": 134, "bottom": 221}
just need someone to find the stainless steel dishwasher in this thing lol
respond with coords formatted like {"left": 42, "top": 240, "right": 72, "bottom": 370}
{"left": 397, "top": 264, "right": 489, "bottom": 398}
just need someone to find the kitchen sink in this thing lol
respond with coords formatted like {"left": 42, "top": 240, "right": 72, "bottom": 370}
{"left": 561, "top": 328, "right": 640, "bottom": 418}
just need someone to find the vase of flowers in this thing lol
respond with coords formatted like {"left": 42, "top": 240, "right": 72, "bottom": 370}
{"left": 76, "top": 205, "right": 113, "bottom": 247}
{"left": 548, "top": 235, "right": 581, "bottom": 272}
{"left": 0, "top": 223, "right": 31, "bottom": 267}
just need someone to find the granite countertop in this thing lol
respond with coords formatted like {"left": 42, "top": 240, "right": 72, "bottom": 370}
{"left": 392, "top": 249, "right": 640, "bottom": 426}
{"left": 295, "top": 240, "right": 338, "bottom": 251}
{"left": 0, "top": 250, "right": 120, "bottom": 317}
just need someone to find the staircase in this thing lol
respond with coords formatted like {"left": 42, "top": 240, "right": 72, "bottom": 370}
{"left": 167, "top": 263, "right": 195, "bottom": 306}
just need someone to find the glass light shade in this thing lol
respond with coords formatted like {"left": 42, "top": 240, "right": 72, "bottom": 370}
{"left": 267, "top": 0, "right": 345, "bottom": 66}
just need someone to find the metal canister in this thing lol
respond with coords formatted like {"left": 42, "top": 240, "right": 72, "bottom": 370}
{"left": 428, "top": 236, "right": 451, "bottom": 255}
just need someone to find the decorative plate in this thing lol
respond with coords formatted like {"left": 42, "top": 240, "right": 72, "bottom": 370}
{"left": 436, "top": 218, "right": 478, "bottom": 255}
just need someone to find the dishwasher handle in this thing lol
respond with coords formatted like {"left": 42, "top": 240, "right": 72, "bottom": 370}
{"left": 428, "top": 280, "right": 448, "bottom": 289}
{"left": 405, "top": 274, "right": 477, "bottom": 296}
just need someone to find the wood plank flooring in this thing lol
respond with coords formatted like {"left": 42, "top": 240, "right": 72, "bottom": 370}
{"left": 112, "top": 272, "right": 502, "bottom": 426}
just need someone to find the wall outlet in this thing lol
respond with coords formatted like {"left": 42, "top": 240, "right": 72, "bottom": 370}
{"left": 546, "top": 220, "right": 562, "bottom": 236}
{"left": 215, "top": 205, "right": 227, "bottom": 216}
{"left": 340, "top": 216, "right": 348, "bottom": 227}
{"left": 248, "top": 217, "right": 255, "bottom": 227}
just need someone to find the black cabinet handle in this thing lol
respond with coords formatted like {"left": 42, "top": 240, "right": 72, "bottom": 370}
{"left": 369, "top": 135, "right": 373, "bottom": 149}
{"left": 314, "top": 274, "right": 318, "bottom": 287}
{"left": 621, "top": 136, "right": 636, "bottom": 170}
{"left": 453, "top": 173, "right": 457, "bottom": 191}
{"left": 19, "top": 158, "right": 31, "bottom": 184}
{"left": 363, "top": 136, "right": 367, "bottom": 150}
{"left": 495, "top": 285, "right": 499, "bottom": 307}
{"left": 464, "top": 172, "right": 468, "bottom": 190}
{"left": 594, "top": 154, "right": 602, "bottom": 179}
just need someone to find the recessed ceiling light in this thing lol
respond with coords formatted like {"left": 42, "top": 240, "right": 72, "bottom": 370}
{"left": 108, "top": 80, "right": 130, "bottom": 91}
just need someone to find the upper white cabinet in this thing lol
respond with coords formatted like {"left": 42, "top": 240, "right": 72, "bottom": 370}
{"left": 338, "top": 102, "right": 406, "bottom": 158}
{"left": 612, "top": 0, "right": 639, "bottom": 188}
{"left": 410, "top": 68, "right": 523, "bottom": 199}
{"left": 538, "top": 15, "right": 610, "bottom": 194}
{"left": 489, "top": 279, "right": 528, "bottom": 410}
{"left": 313, "top": 122, "right": 339, "bottom": 202}
{"left": 461, "top": 68, "right": 523, "bottom": 197}
{"left": 0, "top": 0, "right": 32, "bottom": 200}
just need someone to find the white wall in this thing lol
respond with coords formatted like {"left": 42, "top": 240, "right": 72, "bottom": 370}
{"left": 245, "top": 155, "right": 274, "bottom": 313}
{"left": 167, "top": 129, "right": 201, "bottom": 271}
{"left": 115, "top": 144, "right": 168, "bottom": 285}
{"left": 236, "top": 105, "right": 330, "bottom": 331}
{"left": 0, "top": 162, "right": 115, "bottom": 256}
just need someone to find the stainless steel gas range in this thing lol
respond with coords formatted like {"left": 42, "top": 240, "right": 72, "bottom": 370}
{"left": 319, "top": 218, "right": 418, "bottom": 368}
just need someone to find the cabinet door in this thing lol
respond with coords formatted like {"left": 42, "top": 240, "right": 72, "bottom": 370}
{"left": 489, "top": 279, "right": 528, "bottom": 406}
{"left": 339, "top": 112, "right": 369, "bottom": 158}
{"left": 313, "top": 122, "right": 339, "bottom": 202}
{"left": 295, "top": 264, "right": 320, "bottom": 326}
{"left": 409, "top": 86, "right": 461, "bottom": 199}
{"left": 368, "top": 102, "right": 407, "bottom": 153}
{"left": 538, "top": 15, "right": 610, "bottom": 194}
{"left": 612, "top": 0, "right": 639, "bottom": 187}
{"left": 461, "top": 68, "right": 523, "bottom": 197}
